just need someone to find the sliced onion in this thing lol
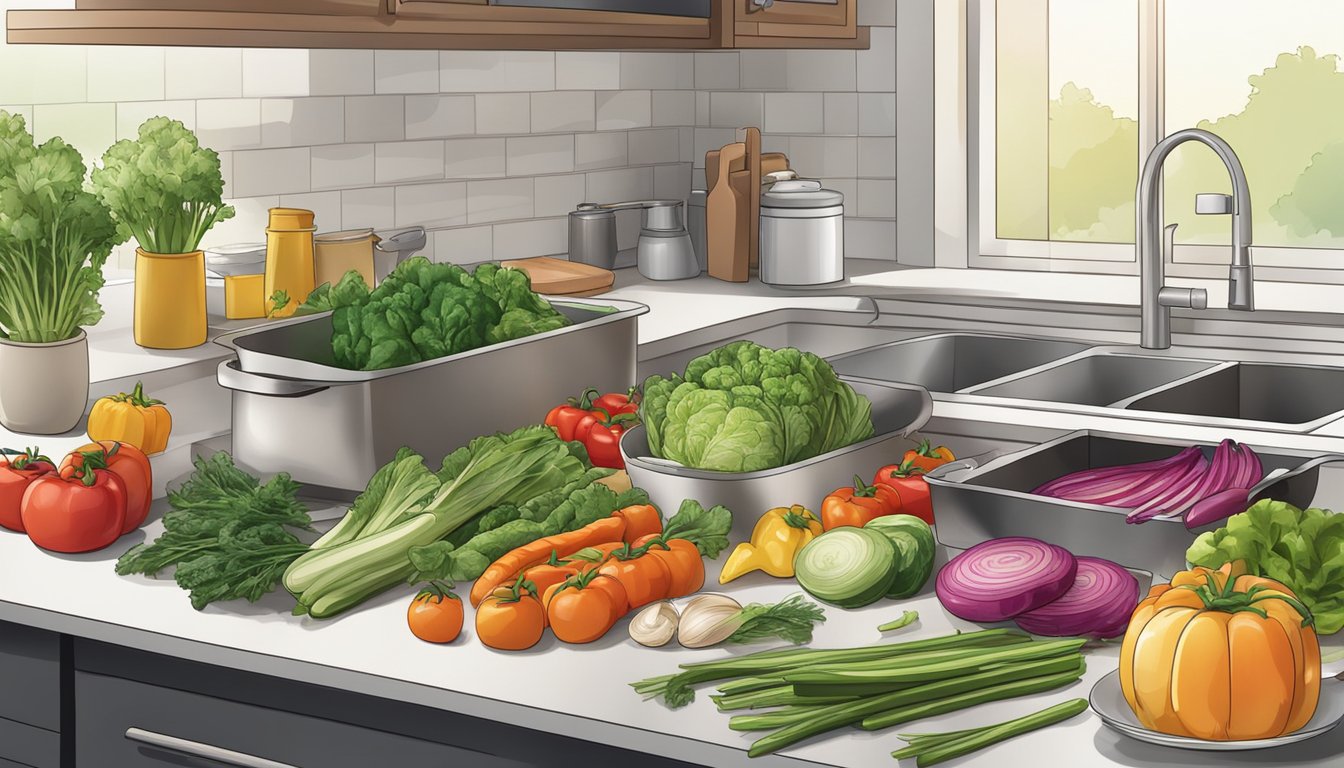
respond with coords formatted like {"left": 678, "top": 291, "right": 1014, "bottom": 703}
{"left": 936, "top": 537, "right": 1077, "bottom": 623}
{"left": 1014, "top": 556, "right": 1139, "bottom": 639}
{"left": 1032, "top": 447, "right": 1202, "bottom": 498}
{"left": 1128, "top": 451, "right": 1214, "bottom": 521}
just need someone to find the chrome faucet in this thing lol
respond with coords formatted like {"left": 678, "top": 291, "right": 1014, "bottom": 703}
{"left": 1136, "top": 128, "right": 1254, "bottom": 349}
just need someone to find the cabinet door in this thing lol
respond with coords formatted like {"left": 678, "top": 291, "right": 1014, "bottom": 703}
{"left": 77, "top": 671, "right": 529, "bottom": 768}
{"left": 736, "top": 0, "right": 850, "bottom": 27}
{"left": 0, "top": 621, "right": 61, "bottom": 731}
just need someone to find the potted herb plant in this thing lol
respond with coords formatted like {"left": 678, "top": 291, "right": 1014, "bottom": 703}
{"left": 92, "top": 117, "right": 234, "bottom": 350}
{"left": 0, "top": 111, "right": 121, "bottom": 435}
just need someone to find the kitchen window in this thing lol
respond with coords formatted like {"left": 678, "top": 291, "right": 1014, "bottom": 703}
{"left": 972, "top": 0, "right": 1344, "bottom": 282}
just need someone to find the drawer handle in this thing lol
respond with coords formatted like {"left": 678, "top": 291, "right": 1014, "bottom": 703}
{"left": 125, "top": 728, "right": 300, "bottom": 768}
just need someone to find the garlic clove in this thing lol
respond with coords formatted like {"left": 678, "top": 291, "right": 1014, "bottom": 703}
{"left": 677, "top": 593, "right": 744, "bottom": 649}
{"left": 629, "top": 600, "right": 680, "bottom": 647}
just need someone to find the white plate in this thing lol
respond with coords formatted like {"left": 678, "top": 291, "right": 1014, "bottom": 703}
{"left": 1090, "top": 669, "right": 1344, "bottom": 750}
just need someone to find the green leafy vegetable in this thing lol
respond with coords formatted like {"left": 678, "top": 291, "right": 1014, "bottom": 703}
{"left": 726, "top": 594, "right": 826, "bottom": 645}
{"left": 662, "top": 499, "right": 734, "bottom": 558}
{"left": 640, "top": 340, "right": 875, "bottom": 472}
{"left": 0, "top": 110, "right": 122, "bottom": 343}
{"left": 115, "top": 452, "right": 313, "bottom": 610}
{"left": 1186, "top": 499, "right": 1344, "bottom": 634}
{"left": 91, "top": 117, "right": 234, "bottom": 255}
{"left": 283, "top": 425, "right": 591, "bottom": 619}
{"left": 406, "top": 472, "right": 648, "bottom": 583}
{"left": 310, "top": 257, "right": 571, "bottom": 371}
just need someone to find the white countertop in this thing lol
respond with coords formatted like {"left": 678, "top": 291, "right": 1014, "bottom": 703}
{"left": 3, "top": 265, "right": 1344, "bottom": 767}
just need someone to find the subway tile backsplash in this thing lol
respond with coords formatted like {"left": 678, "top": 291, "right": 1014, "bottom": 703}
{"left": 0, "top": 0, "right": 897, "bottom": 268}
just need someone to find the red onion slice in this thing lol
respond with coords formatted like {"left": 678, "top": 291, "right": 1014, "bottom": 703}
{"left": 936, "top": 537, "right": 1078, "bottom": 623}
{"left": 1014, "top": 556, "right": 1140, "bottom": 639}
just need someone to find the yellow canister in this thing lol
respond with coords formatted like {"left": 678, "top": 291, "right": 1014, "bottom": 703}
{"left": 134, "top": 248, "right": 207, "bottom": 349}
{"left": 264, "top": 206, "right": 317, "bottom": 318}
{"left": 314, "top": 229, "right": 379, "bottom": 289}
{"left": 224, "top": 274, "right": 267, "bottom": 319}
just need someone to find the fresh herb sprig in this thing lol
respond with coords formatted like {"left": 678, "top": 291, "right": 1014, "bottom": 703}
{"left": 116, "top": 452, "right": 312, "bottom": 610}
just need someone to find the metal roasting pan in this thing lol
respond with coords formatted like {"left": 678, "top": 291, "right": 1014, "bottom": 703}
{"left": 215, "top": 297, "right": 647, "bottom": 490}
{"left": 621, "top": 379, "right": 934, "bottom": 540}
{"left": 925, "top": 430, "right": 1335, "bottom": 579}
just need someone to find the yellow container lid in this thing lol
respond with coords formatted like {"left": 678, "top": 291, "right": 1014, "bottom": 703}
{"left": 268, "top": 207, "right": 316, "bottom": 230}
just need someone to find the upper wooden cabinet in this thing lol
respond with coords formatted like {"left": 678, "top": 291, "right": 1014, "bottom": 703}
{"left": 6, "top": 0, "right": 868, "bottom": 50}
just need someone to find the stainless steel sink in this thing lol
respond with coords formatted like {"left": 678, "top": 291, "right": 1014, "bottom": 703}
{"left": 1123, "top": 361, "right": 1344, "bottom": 430}
{"left": 964, "top": 352, "right": 1219, "bottom": 407}
{"left": 826, "top": 332, "right": 1093, "bottom": 393}
{"left": 637, "top": 304, "right": 916, "bottom": 379}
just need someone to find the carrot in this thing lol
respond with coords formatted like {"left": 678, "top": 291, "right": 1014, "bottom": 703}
{"left": 521, "top": 555, "right": 580, "bottom": 602}
{"left": 614, "top": 504, "right": 662, "bottom": 543}
{"left": 563, "top": 542, "right": 626, "bottom": 572}
{"left": 470, "top": 516, "right": 628, "bottom": 606}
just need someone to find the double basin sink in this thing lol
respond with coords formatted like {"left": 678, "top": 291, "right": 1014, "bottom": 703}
{"left": 635, "top": 305, "right": 1344, "bottom": 434}
{"left": 827, "top": 332, "right": 1344, "bottom": 433}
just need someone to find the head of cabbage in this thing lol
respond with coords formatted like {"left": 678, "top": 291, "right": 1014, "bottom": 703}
{"left": 640, "top": 341, "right": 875, "bottom": 473}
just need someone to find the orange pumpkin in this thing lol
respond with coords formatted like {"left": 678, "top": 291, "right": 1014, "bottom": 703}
{"left": 1119, "top": 562, "right": 1320, "bottom": 741}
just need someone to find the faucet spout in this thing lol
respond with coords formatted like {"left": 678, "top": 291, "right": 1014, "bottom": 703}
{"left": 1136, "top": 128, "right": 1254, "bottom": 349}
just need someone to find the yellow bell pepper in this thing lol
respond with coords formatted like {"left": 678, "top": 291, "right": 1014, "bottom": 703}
{"left": 87, "top": 381, "right": 173, "bottom": 455}
{"left": 719, "top": 505, "right": 823, "bottom": 584}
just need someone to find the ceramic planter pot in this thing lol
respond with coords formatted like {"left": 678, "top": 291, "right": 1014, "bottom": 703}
{"left": 0, "top": 331, "right": 90, "bottom": 435}
{"left": 135, "top": 248, "right": 207, "bottom": 349}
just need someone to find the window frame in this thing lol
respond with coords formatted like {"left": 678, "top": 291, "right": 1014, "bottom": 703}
{"left": 967, "top": 0, "right": 1344, "bottom": 283}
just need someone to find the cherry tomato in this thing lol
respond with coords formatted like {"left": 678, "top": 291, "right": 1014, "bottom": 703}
{"left": 21, "top": 469, "right": 127, "bottom": 553}
{"left": 546, "top": 572, "right": 627, "bottom": 644}
{"left": 0, "top": 447, "right": 55, "bottom": 533}
{"left": 62, "top": 441, "right": 152, "bottom": 533}
{"left": 597, "top": 547, "right": 672, "bottom": 612}
{"left": 592, "top": 389, "right": 640, "bottom": 417}
{"left": 406, "top": 582, "right": 464, "bottom": 644}
{"left": 475, "top": 577, "right": 546, "bottom": 651}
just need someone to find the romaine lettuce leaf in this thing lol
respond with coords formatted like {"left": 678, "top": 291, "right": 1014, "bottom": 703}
{"left": 1187, "top": 499, "right": 1344, "bottom": 634}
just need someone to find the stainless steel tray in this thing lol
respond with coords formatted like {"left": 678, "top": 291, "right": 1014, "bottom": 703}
{"left": 621, "top": 379, "right": 933, "bottom": 540}
{"left": 926, "top": 430, "right": 1330, "bottom": 579}
{"left": 216, "top": 297, "right": 647, "bottom": 490}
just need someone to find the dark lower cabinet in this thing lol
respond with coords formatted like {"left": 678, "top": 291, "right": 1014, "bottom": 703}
{"left": 0, "top": 620, "right": 64, "bottom": 768}
{"left": 74, "top": 639, "right": 702, "bottom": 768}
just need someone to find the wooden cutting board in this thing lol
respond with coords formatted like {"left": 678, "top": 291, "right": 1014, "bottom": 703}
{"left": 501, "top": 256, "right": 614, "bottom": 296}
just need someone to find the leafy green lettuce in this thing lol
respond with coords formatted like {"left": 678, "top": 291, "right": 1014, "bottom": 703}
{"left": 1186, "top": 499, "right": 1344, "bottom": 634}
{"left": 299, "top": 258, "right": 570, "bottom": 371}
{"left": 641, "top": 341, "right": 875, "bottom": 472}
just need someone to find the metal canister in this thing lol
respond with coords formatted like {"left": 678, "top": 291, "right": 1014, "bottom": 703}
{"left": 568, "top": 207, "right": 617, "bottom": 270}
{"left": 314, "top": 228, "right": 379, "bottom": 288}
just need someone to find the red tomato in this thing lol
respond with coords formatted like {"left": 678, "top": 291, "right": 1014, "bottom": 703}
{"left": 873, "top": 460, "right": 934, "bottom": 525}
{"left": 820, "top": 475, "right": 904, "bottom": 530}
{"left": 592, "top": 389, "right": 640, "bottom": 418}
{"left": 572, "top": 411, "right": 635, "bottom": 469}
{"left": 0, "top": 448, "right": 55, "bottom": 533}
{"left": 21, "top": 469, "right": 128, "bottom": 553}
{"left": 61, "top": 442, "right": 152, "bottom": 534}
